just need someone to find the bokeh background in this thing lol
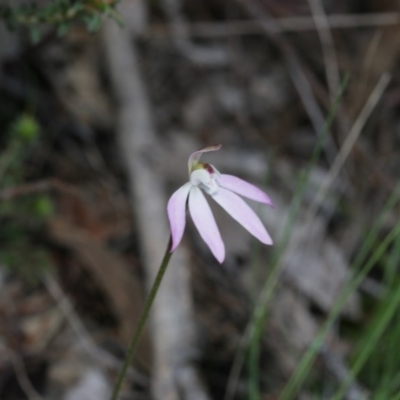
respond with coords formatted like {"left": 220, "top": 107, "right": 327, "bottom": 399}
{"left": 1, "top": 1, "right": 400, "bottom": 399}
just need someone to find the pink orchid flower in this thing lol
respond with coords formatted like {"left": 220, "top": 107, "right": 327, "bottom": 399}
{"left": 167, "top": 145, "right": 273, "bottom": 263}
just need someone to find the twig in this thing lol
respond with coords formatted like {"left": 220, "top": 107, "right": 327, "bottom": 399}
{"left": 0, "top": 179, "right": 82, "bottom": 201}
{"left": 304, "top": 73, "right": 391, "bottom": 222}
{"left": 44, "top": 274, "right": 148, "bottom": 385}
{"left": 236, "top": 0, "right": 337, "bottom": 164}
{"left": 307, "top": 0, "right": 340, "bottom": 105}
{"left": 350, "top": 30, "right": 383, "bottom": 115}
{"left": 7, "top": 351, "right": 44, "bottom": 400}
{"left": 148, "top": 13, "right": 400, "bottom": 38}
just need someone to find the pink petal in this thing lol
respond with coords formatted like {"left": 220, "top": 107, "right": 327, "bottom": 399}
{"left": 188, "top": 186, "right": 225, "bottom": 263}
{"left": 218, "top": 174, "right": 274, "bottom": 206}
{"left": 212, "top": 187, "right": 273, "bottom": 245}
{"left": 167, "top": 182, "right": 192, "bottom": 251}
{"left": 188, "top": 144, "right": 222, "bottom": 173}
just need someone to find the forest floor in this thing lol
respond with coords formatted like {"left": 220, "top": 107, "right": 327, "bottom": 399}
{"left": 1, "top": 1, "right": 400, "bottom": 399}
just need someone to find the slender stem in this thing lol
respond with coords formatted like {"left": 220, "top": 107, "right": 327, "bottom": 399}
{"left": 110, "top": 235, "right": 173, "bottom": 400}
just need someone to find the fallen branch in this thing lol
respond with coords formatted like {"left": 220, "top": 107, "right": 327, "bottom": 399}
{"left": 103, "top": 2, "right": 211, "bottom": 399}
{"left": 148, "top": 12, "right": 400, "bottom": 37}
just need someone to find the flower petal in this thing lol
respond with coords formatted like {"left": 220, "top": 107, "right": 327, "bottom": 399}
{"left": 212, "top": 187, "right": 273, "bottom": 245}
{"left": 189, "top": 186, "right": 225, "bottom": 263}
{"left": 188, "top": 144, "right": 222, "bottom": 173}
{"left": 217, "top": 174, "right": 274, "bottom": 206}
{"left": 167, "top": 182, "right": 192, "bottom": 251}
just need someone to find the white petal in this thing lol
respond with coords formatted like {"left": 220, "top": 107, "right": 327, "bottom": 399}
{"left": 190, "top": 169, "right": 211, "bottom": 186}
{"left": 167, "top": 182, "right": 192, "bottom": 251}
{"left": 217, "top": 174, "right": 274, "bottom": 206}
{"left": 188, "top": 144, "right": 222, "bottom": 173}
{"left": 189, "top": 186, "right": 225, "bottom": 263}
{"left": 212, "top": 187, "right": 273, "bottom": 245}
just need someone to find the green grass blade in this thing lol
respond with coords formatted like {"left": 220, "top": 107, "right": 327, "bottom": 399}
{"left": 245, "top": 75, "right": 350, "bottom": 400}
{"left": 280, "top": 220, "right": 400, "bottom": 400}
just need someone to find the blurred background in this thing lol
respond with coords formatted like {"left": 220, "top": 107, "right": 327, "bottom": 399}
{"left": 0, "top": 0, "right": 400, "bottom": 399}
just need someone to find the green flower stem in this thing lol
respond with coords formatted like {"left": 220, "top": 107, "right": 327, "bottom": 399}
{"left": 110, "top": 235, "right": 173, "bottom": 400}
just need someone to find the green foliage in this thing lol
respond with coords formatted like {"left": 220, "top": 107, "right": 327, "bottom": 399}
{"left": 0, "top": 221, "right": 53, "bottom": 285}
{"left": 0, "top": 113, "right": 40, "bottom": 187}
{"left": 0, "top": 0, "right": 120, "bottom": 41}
{"left": 0, "top": 114, "right": 54, "bottom": 286}
{"left": 33, "top": 195, "right": 54, "bottom": 218}
{"left": 12, "top": 113, "right": 40, "bottom": 142}
{"left": 340, "top": 232, "right": 400, "bottom": 399}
